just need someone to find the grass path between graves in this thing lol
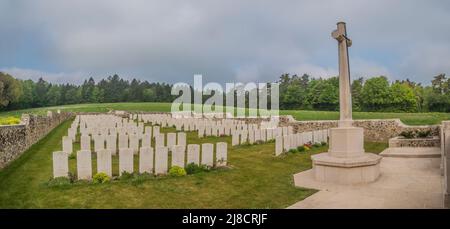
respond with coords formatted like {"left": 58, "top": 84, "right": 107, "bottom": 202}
{"left": 1, "top": 102, "right": 450, "bottom": 125}
{"left": 0, "top": 119, "right": 388, "bottom": 209}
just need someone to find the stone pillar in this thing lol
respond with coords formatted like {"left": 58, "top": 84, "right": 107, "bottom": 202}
{"left": 311, "top": 22, "right": 381, "bottom": 185}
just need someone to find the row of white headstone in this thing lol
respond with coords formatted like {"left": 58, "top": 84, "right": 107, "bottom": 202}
{"left": 275, "top": 129, "right": 329, "bottom": 156}
{"left": 231, "top": 126, "right": 294, "bottom": 146}
{"left": 53, "top": 142, "right": 228, "bottom": 179}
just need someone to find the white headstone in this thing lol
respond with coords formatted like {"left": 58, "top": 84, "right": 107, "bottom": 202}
{"left": 283, "top": 135, "right": 290, "bottom": 152}
{"left": 129, "top": 134, "right": 139, "bottom": 154}
{"left": 94, "top": 135, "right": 105, "bottom": 152}
{"left": 216, "top": 142, "right": 227, "bottom": 167}
{"left": 167, "top": 133, "right": 177, "bottom": 151}
{"left": 118, "top": 134, "right": 128, "bottom": 149}
{"left": 275, "top": 136, "right": 283, "bottom": 156}
{"left": 232, "top": 133, "right": 239, "bottom": 146}
{"left": 119, "top": 148, "right": 134, "bottom": 175}
{"left": 141, "top": 133, "right": 151, "bottom": 148}
{"left": 53, "top": 151, "right": 68, "bottom": 178}
{"left": 77, "top": 150, "right": 92, "bottom": 180}
{"left": 201, "top": 143, "right": 214, "bottom": 167}
{"left": 80, "top": 135, "right": 91, "bottom": 151}
{"left": 106, "top": 134, "right": 117, "bottom": 155}
{"left": 171, "top": 145, "right": 186, "bottom": 168}
{"left": 177, "top": 132, "right": 187, "bottom": 147}
{"left": 62, "top": 136, "right": 73, "bottom": 155}
{"left": 187, "top": 144, "right": 200, "bottom": 165}
{"left": 241, "top": 130, "right": 248, "bottom": 144}
{"left": 155, "top": 134, "right": 165, "bottom": 148}
{"left": 139, "top": 147, "right": 154, "bottom": 174}
{"left": 97, "top": 149, "right": 112, "bottom": 177}
{"left": 155, "top": 146, "right": 168, "bottom": 174}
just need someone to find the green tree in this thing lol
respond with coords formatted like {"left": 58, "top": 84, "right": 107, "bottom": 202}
{"left": 351, "top": 77, "right": 363, "bottom": 111}
{"left": 360, "top": 76, "right": 391, "bottom": 111}
{"left": 0, "top": 72, "right": 23, "bottom": 108}
{"left": 390, "top": 82, "right": 418, "bottom": 112}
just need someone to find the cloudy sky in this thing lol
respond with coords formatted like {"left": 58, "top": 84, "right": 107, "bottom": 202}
{"left": 1, "top": 0, "right": 449, "bottom": 85}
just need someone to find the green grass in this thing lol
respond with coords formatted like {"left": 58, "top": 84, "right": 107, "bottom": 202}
{"left": 0, "top": 118, "right": 388, "bottom": 208}
{"left": 1, "top": 102, "right": 449, "bottom": 125}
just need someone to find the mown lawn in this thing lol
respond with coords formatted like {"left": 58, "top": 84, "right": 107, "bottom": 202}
{"left": 0, "top": 118, "right": 387, "bottom": 208}
{"left": 1, "top": 102, "right": 449, "bottom": 125}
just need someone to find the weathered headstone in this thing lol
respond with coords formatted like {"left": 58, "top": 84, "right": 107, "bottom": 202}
{"left": 139, "top": 147, "right": 154, "bottom": 174}
{"left": 77, "top": 150, "right": 92, "bottom": 180}
{"left": 187, "top": 144, "right": 200, "bottom": 165}
{"left": 53, "top": 151, "right": 69, "bottom": 178}
{"left": 97, "top": 149, "right": 112, "bottom": 177}
{"left": 216, "top": 142, "right": 227, "bottom": 166}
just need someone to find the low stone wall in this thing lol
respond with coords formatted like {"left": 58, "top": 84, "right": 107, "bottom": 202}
{"left": 0, "top": 111, "right": 73, "bottom": 169}
{"left": 281, "top": 116, "right": 440, "bottom": 142}
{"left": 389, "top": 136, "right": 440, "bottom": 148}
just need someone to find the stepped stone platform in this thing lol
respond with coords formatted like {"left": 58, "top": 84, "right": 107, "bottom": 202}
{"left": 289, "top": 156, "right": 443, "bottom": 209}
{"left": 380, "top": 147, "right": 441, "bottom": 158}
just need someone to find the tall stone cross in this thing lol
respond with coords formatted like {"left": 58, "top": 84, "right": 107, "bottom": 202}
{"left": 332, "top": 22, "right": 353, "bottom": 127}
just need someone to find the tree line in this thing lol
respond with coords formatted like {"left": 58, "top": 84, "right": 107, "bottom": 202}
{"left": 1, "top": 71, "right": 449, "bottom": 112}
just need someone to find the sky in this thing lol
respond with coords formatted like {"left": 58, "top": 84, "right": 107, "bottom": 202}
{"left": 1, "top": 0, "right": 450, "bottom": 85}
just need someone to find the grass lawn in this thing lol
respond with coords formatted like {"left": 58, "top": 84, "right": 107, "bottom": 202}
{"left": 0, "top": 118, "right": 387, "bottom": 208}
{"left": 1, "top": 102, "right": 449, "bottom": 125}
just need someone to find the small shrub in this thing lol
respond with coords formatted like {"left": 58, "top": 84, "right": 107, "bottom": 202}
{"left": 68, "top": 153, "right": 76, "bottom": 160}
{"left": 297, "top": 146, "right": 306, "bottom": 152}
{"left": 0, "top": 117, "right": 21, "bottom": 125}
{"left": 417, "top": 130, "right": 431, "bottom": 138}
{"left": 321, "top": 141, "right": 327, "bottom": 146}
{"left": 313, "top": 143, "right": 322, "bottom": 148}
{"left": 119, "top": 171, "right": 134, "bottom": 180}
{"left": 288, "top": 149, "right": 298, "bottom": 154}
{"left": 131, "top": 172, "right": 154, "bottom": 185}
{"left": 304, "top": 145, "right": 311, "bottom": 151}
{"left": 47, "top": 177, "right": 72, "bottom": 187}
{"left": 400, "top": 131, "right": 415, "bottom": 139}
{"left": 169, "top": 166, "right": 187, "bottom": 177}
{"left": 185, "top": 163, "right": 210, "bottom": 174}
{"left": 93, "top": 172, "right": 110, "bottom": 184}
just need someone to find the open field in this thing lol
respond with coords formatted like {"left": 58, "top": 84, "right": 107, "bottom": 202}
{"left": 0, "top": 118, "right": 387, "bottom": 208}
{"left": 1, "top": 102, "right": 450, "bottom": 125}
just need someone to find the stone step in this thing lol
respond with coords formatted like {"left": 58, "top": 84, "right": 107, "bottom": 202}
{"left": 380, "top": 147, "right": 441, "bottom": 158}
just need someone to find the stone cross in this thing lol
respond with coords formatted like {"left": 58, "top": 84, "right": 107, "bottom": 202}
{"left": 332, "top": 22, "right": 353, "bottom": 127}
